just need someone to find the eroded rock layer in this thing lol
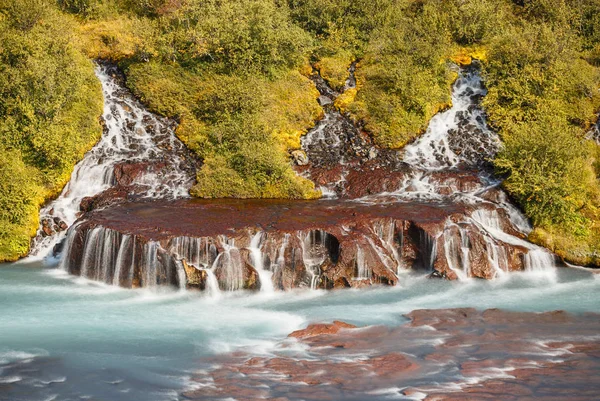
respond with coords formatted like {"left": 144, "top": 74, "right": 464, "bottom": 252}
{"left": 60, "top": 197, "right": 554, "bottom": 291}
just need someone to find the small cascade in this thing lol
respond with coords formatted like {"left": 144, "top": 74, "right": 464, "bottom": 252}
{"left": 403, "top": 65, "right": 500, "bottom": 170}
{"left": 372, "top": 221, "right": 402, "bottom": 274}
{"left": 169, "top": 236, "right": 216, "bottom": 269}
{"left": 273, "top": 233, "right": 290, "bottom": 277}
{"left": 298, "top": 63, "right": 391, "bottom": 198}
{"left": 60, "top": 224, "right": 184, "bottom": 288}
{"left": 585, "top": 114, "right": 600, "bottom": 144}
{"left": 483, "top": 236, "right": 508, "bottom": 278}
{"left": 29, "top": 63, "right": 197, "bottom": 260}
{"left": 214, "top": 238, "right": 245, "bottom": 292}
{"left": 458, "top": 227, "right": 471, "bottom": 278}
{"left": 203, "top": 268, "right": 221, "bottom": 298}
{"left": 249, "top": 232, "right": 274, "bottom": 294}
{"left": 524, "top": 249, "right": 556, "bottom": 272}
{"left": 355, "top": 246, "right": 370, "bottom": 280}
{"left": 142, "top": 242, "right": 159, "bottom": 289}
{"left": 442, "top": 222, "right": 469, "bottom": 280}
{"left": 113, "top": 235, "right": 132, "bottom": 286}
{"left": 300, "top": 230, "right": 333, "bottom": 289}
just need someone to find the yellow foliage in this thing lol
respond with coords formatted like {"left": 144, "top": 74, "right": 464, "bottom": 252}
{"left": 334, "top": 87, "right": 357, "bottom": 113}
{"left": 75, "top": 17, "right": 156, "bottom": 60}
{"left": 315, "top": 51, "right": 353, "bottom": 91}
{"left": 449, "top": 46, "right": 488, "bottom": 66}
{"left": 262, "top": 71, "right": 322, "bottom": 150}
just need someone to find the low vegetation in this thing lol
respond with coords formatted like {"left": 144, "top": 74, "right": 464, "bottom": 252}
{"left": 1, "top": 0, "right": 599, "bottom": 265}
{"left": 0, "top": 0, "right": 103, "bottom": 261}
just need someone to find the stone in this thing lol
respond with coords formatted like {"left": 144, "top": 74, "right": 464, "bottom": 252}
{"left": 317, "top": 95, "right": 333, "bottom": 106}
{"left": 290, "top": 150, "right": 309, "bottom": 166}
{"left": 289, "top": 321, "right": 357, "bottom": 339}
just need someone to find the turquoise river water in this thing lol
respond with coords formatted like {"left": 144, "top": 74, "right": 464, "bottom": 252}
{"left": 0, "top": 261, "right": 599, "bottom": 401}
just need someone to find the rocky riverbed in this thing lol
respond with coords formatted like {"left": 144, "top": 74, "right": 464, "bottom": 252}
{"left": 184, "top": 308, "right": 600, "bottom": 401}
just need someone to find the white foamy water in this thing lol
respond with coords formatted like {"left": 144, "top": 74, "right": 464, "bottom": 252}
{"left": 28, "top": 64, "right": 195, "bottom": 260}
{"left": 249, "top": 232, "right": 275, "bottom": 294}
{"left": 403, "top": 67, "right": 500, "bottom": 169}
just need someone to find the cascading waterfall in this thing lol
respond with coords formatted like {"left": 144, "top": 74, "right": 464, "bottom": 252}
{"left": 483, "top": 235, "right": 508, "bottom": 278}
{"left": 299, "top": 64, "right": 364, "bottom": 198}
{"left": 60, "top": 225, "right": 185, "bottom": 288}
{"left": 215, "top": 238, "right": 245, "bottom": 292}
{"left": 300, "top": 230, "right": 329, "bottom": 290}
{"left": 249, "top": 232, "right": 275, "bottom": 293}
{"left": 203, "top": 268, "right": 221, "bottom": 298}
{"left": 355, "top": 246, "right": 370, "bottom": 280}
{"left": 113, "top": 235, "right": 132, "bottom": 287}
{"left": 29, "top": 63, "right": 196, "bottom": 260}
{"left": 374, "top": 65, "right": 557, "bottom": 278}
{"left": 442, "top": 221, "right": 469, "bottom": 280}
{"left": 372, "top": 221, "right": 402, "bottom": 274}
{"left": 403, "top": 66, "right": 500, "bottom": 170}
{"left": 52, "top": 61, "right": 564, "bottom": 292}
{"left": 524, "top": 249, "right": 557, "bottom": 272}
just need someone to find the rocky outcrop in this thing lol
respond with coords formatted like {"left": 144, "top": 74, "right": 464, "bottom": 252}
{"left": 59, "top": 197, "right": 544, "bottom": 290}
{"left": 182, "top": 308, "right": 600, "bottom": 401}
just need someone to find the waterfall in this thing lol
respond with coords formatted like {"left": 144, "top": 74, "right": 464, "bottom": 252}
{"left": 300, "top": 231, "right": 330, "bottom": 290}
{"left": 215, "top": 238, "right": 245, "bottom": 292}
{"left": 204, "top": 268, "right": 221, "bottom": 298}
{"left": 249, "top": 232, "right": 274, "bottom": 294}
{"left": 372, "top": 221, "right": 402, "bottom": 274}
{"left": 174, "top": 260, "right": 187, "bottom": 292}
{"left": 524, "top": 249, "right": 556, "bottom": 272}
{"left": 355, "top": 246, "right": 369, "bottom": 280}
{"left": 113, "top": 235, "right": 132, "bottom": 287}
{"left": 79, "top": 227, "right": 104, "bottom": 279}
{"left": 443, "top": 222, "right": 469, "bottom": 280}
{"left": 142, "top": 242, "right": 158, "bottom": 289}
{"left": 29, "top": 63, "right": 196, "bottom": 260}
{"left": 483, "top": 236, "right": 508, "bottom": 278}
{"left": 458, "top": 227, "right": 471, "bottom": 278}
{"left": 403, "top": 66, "right": 500, "bottom": 170}
{"left": 64, "top": 225, "right": 183, "bottom": 288}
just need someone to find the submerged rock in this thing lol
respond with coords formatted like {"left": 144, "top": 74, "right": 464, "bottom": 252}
{"left": 184, "top": 308, "right": 600, "bottom": 401}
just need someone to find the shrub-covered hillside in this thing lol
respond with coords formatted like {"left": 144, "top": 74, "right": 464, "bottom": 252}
{"left": 0, "top": 0, "right": 103, "bottom": 261}
{"left": 1, "top": 0, "right": 599, "bottom": 266}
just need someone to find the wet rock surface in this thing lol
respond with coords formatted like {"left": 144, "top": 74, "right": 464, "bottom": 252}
{"left": 61, "top": 194, "right": 540, "bottom": 290}
{"left": 182, "top": 308, "right": 600, "bottom": 401}
{"left": 295, "top": 65, "right": 404, "bottom": 199}
{"left": 297, "top": 64, "right": 497, "bottom": 200}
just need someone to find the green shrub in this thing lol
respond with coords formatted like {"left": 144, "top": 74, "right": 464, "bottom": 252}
{"left": 0, "top": 2, "right": 103, "bottom": 261}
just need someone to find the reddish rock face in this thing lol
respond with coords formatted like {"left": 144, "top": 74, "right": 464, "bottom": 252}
{"left": 289, "top": 321, "right": 357, "bottom": 339}
{"left": 113, "top": 161, "right": 169, "bottom": 186}
{"left": 61, "top": 196, "right": 543, "bottom": 290}
{"left": 183, "top": 309, "right": 600, "bottom": 401}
